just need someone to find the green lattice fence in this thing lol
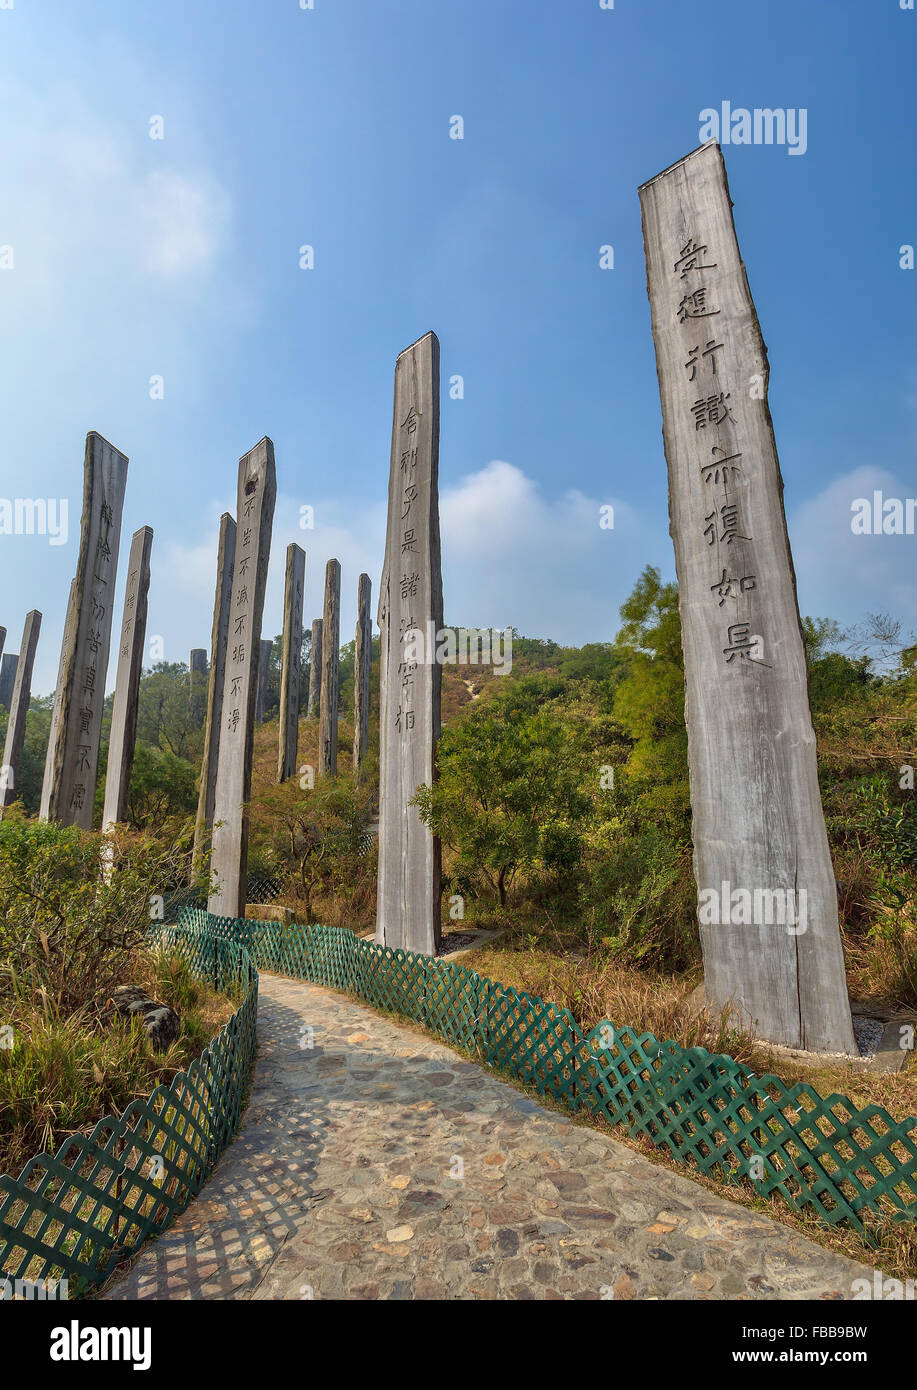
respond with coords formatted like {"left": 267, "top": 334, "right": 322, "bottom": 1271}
{"left": 180, "top": 905, "right": 917, "bottom": 1237}
{"left": 0, "top": 926, "right": 258, "bottom": 1293}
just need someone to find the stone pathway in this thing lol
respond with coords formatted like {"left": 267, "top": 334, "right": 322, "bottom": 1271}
{"left": 105, "top": 973, "right": 875, "bottom": 1300}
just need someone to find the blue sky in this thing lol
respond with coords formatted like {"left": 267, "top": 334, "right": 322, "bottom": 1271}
{"left": 1, "top": 0, "right": 915, "bottom": 693}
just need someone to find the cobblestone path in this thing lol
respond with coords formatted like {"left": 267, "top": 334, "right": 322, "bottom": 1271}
{"left": 105, "top": 973, "right": 874, "bottom": 1301}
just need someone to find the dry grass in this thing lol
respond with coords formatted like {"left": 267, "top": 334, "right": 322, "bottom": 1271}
{"left": 467, "top": 923, "right": 917, "bottom": 1128}
{"left": 0, "top": 951, "right": 236, "bottom": 1179}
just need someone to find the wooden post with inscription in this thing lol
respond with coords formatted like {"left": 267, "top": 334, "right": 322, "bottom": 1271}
{"left": 307, "top": 619, "right": 322, "bottom": 718}
{"left": 255, "top": 639, "right": 272, "bottom": 723}
{"left": 208, "top": 440, "right": 276, "bottom": 918}
{"left": 0, "top": 654, "right": 16, "bottom": 712}
{"left": 102, "top": 526, "right": 153, "bottom": 830}
{"left": 277, "top": 543, "right": 305, "bottom": 782}
{"left": 40, "top": 433, "right": 129, "bottom": 829}
{"left": 375, "top": 332, "right": 443, "bottom": 955}
{"left": 353, "top": 573, "right": 372, "bottom": 776}
{"left": 189, "top": 649, "right": 208, "bottom": 728}
{"left": 639, "top": 143, "right": 855, "bottom": 1053}
{"left": 192, "top": 513, "right": 235, "bottom": 881}
{"left": 318, "top": 560, "right": 341, "bottom": 777}
{"left": 0, "top": 611, "right": 41, "bottom": 812}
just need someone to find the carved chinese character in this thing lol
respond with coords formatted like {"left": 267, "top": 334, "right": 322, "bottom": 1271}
{"left": 685, "top": 338, "right": 724, "bottom": 379}
{"left": 710, "top": 569, "right": 757, "bottom": 606}
{"left": 677, "top": 288, "right": 720, "bottom": 322}
{"left": 723, "top": 622, "right": 755, "bottom": 664}
{"left": 400, "top": 572, "right": 420, "bottom": 601}
{"left": 674, "top": 239, "right": 717, "bottom": 280}
{"left": 701, "top": 445, "right": 743, "bottom": 485}
{"left": 402, "top": 407, "right": 418, "bottom": 435}
{"left": 692, "top": 392, "right": 736, "bottom": 430}
{"left": 704, "top": 503, "right": 750, "bottom": 546}
{"left": 402, "top": 484, "right": 417, "bottom": 518}
{"left": 401, "top": 528, "right": 417, "bottom": 554}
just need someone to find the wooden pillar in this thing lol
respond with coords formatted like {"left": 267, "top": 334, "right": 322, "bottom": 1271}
{"left": 277, "top": 543, "right": 305, "bottom": 781}
{"left": 638, "top": 143, "right": 855, "bottom": 1053}
{"left": 318, "top": 560, "right": 340, "bottom": 777}
{"left": 208, "top": 440, "right": 276, "bottom": 918}
{"left": 102, "top": 526, "right": 153, "bottom": 829}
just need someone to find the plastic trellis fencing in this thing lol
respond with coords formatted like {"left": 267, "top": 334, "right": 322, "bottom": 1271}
{"left": 181, "top": 906, "right": 917, "bottom": 1237}
{"left": 0, "top": 926, "right": 258, "bottom": 1293}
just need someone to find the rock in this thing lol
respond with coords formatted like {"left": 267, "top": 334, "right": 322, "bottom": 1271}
{"left": 112, "top": 985, "right": 180, "bottom": 1050}
{"left": 245, "top": 904, "right": 295, "bottom": 926}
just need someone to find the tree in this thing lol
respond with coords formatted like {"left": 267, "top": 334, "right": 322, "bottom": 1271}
{"left": 135, "top": 662, "right": 202, "bottom": 759}
{"left": 126, "top": 744, "right": 198, "bottom": 829}
{"left": 413, "top": 700, "right": 591, "bottom": 907}
{"left": 611, "top": 566, "right": 689, "bottom": 828}
{"left": 255, "top": 773, "right": 376, "bottom": 921}
{"left": 0, "top": 695, "right": 53, "bottom": 815}
{"left": 558, "top": 643, "right": 621, "bottom": 683}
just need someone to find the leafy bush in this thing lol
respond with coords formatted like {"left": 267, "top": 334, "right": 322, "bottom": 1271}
{"left": 0, "top": 811, "right": 190, "bottom": 1016}
{"left": 413, "top": 700, "right": 592, "bottom": 907}
{"left": 254, "top": 771, "right": 377, "bottom": 925}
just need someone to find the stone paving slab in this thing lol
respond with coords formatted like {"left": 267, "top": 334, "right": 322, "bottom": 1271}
{"left": 104, "top": 973, "right": 877, "bottom": 1301}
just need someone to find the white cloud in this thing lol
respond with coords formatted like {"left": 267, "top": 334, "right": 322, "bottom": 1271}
{"left": 134, "top": 169, "right": 231, "bottom": 278}
{"left": 2, "top": 82, "right": 231, "bottom": 299}
{"left": 41, "top": 454, "right": 912, "bottom": 698}
{"left": 789, "top": 465, "right": 917, "bottom": 625}
{"left": 136, "top": 459, "right": 668, "bottom": 682}
{"left": 440, "top": 460, "right": 662, "bottom": 641}
{"left": 2, "top": 69, "right": 244, "bottom": 694}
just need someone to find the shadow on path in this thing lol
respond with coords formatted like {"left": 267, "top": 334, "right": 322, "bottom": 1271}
{"left": 104, "top": 973, "right": 876, "bottom": 1301}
